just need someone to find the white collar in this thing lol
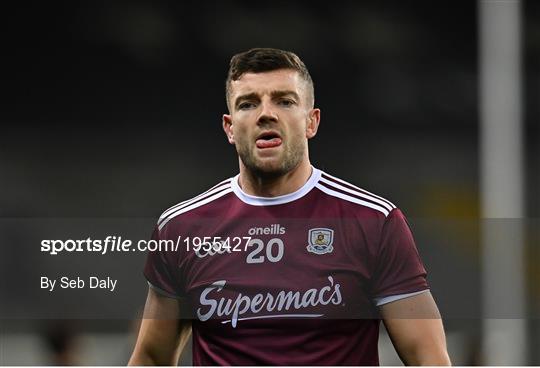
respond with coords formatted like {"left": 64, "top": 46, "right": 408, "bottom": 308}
{"left": 231, "top": 167, "right": 321, "bottom": 206}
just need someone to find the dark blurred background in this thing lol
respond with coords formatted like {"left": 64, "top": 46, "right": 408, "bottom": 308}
{"left": 0, "top": 0, "right": 538, "bottom": 365}
{"left": 1, "top": 0, "right": 480, "bottom": 218}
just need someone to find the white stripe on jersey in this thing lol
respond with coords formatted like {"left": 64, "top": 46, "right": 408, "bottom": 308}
{"left": 321, "top": 172, "right": 396, "bottom": 209}
{"left": 158, "top": 179, "right": 232, "bottom": 225}
{"left": 319, "top": 176, "right": 394, "bottom": 213}
{"left": 158, "top": 187, "right": 233, "bottom": 231}
{"left": 315, "top": 183, "right": 390, "bottom": 217}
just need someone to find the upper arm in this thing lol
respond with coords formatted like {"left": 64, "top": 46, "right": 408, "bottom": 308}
{"left": 128, "top": 287, "right": 192, "bottom": 366}
{"left": 380, "top": 291, "right": 451, "bottom": 366}
{"left": 372, "top": 209, "right": 428, "bottom": 301}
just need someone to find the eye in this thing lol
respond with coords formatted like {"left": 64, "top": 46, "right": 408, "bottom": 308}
{"left": 278, "top": 99, "right": 295, "bottom": 107}
{"left": 238, "top": 102, "right": 257, "bottom": 110}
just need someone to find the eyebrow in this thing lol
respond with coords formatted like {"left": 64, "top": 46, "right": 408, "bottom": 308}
{"left": 234, "top": 90, "right": 300, "bottom": 108}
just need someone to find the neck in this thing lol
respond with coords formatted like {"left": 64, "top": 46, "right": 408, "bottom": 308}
{"left": 238, "top": 160, "right": 313, "bottom": 197}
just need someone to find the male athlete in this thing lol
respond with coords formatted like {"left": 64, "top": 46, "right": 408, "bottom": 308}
{"left": 129, "top": 48, "right": 451, "bottom": 365}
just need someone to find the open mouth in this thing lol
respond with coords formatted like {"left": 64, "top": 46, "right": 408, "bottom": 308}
{"left": 255, "top": 131, "right": 282, "bottom": 149}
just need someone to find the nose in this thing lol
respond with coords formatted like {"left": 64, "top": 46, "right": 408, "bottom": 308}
{"left": 257, "top": 99, "right": 278, "bottom": 125}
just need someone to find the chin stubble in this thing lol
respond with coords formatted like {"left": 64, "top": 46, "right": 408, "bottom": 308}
{"left": 237, "top": 139, "right": 305, "bottom": 179}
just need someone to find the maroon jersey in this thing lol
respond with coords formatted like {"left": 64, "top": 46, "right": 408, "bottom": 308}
{"left": 144, "top": 167, "right": 428, "bottom": 365}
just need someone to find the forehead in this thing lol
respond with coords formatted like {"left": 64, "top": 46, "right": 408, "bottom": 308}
{"left": 230, "top": 69, "right": 304, "bottom": 99}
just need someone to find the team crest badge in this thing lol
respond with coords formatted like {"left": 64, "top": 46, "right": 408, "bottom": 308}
{"left": 307, "top": 228, "right": 334, "bottom": 255}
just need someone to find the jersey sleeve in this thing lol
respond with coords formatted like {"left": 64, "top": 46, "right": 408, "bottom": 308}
{"left": 143, "top": 226, "right": 184, "bottom": 299}
{"left": 371, "top": 208, "right": 428, "bottom": 300}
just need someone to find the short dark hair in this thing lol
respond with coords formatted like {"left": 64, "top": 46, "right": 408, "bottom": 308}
{"left": 225, "top": 48, "right": 314, "bottom": 110}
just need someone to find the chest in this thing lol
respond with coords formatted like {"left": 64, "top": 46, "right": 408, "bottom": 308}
{"left": 174, "top": 217, "right": 381, "bottom": 326}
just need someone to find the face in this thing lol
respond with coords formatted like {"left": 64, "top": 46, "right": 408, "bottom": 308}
{"left": 223, "top": 69, "right": 320, "bottom": 179}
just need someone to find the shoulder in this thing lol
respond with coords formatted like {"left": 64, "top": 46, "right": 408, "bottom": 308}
{"left": 315, "top": 169, "right": 397, "bottom": 217}
{"left": 156, "top": 177, "right": 234, "bottom": 231}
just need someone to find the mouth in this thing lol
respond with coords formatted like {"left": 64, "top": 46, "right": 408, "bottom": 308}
{"left": 255, "top": 131, "right": 282, "bottom": 149}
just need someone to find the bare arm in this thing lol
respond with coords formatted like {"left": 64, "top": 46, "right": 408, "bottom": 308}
{"left": 380, "top": 291, "right": 451, "bottom": 366}
{"left": 128, "top": 288, "right": 192, "bottom": 366}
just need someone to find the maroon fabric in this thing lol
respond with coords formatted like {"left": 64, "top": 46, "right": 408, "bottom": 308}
{"left": 144, "top": 172, "right": 428, "bottom": 365}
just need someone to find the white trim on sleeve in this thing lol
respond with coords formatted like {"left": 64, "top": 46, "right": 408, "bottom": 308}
{"left": 147, "top": 281, "right": 185, "bottom": 300}
{"left": 374, "top": 289, "right": 429, "bottom": 306}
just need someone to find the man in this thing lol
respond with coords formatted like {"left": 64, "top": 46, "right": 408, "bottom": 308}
{"left": 129, "top": 48, "right": 451, "bottom": 365}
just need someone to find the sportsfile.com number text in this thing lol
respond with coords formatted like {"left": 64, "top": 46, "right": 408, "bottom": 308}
{"left": 185, "top": 236, "right": 253, "bottom": 253}
{"left": 40, "top": 236, "right": 253, "bottom": 255}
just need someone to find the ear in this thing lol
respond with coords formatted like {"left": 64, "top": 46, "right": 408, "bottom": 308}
{"left": 306, "top": 108, "right": 321, "bottom": 139}
{"left": 222, "top": 114, "right": 235, "bottom": 144}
